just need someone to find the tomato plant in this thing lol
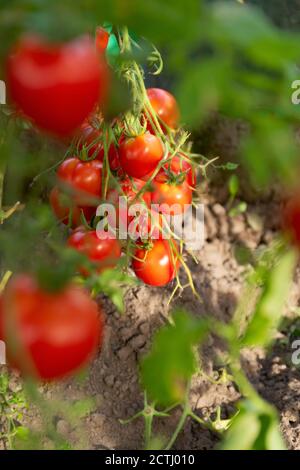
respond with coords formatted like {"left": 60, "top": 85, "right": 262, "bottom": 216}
{"left": 6, "top": 36, "right": 109, "bottom": 137}
{"left": 1, "top": 0, "right": 298, "bottom": 452}
{"left": 0, "top": 275, "right": 103, "bottom": 381}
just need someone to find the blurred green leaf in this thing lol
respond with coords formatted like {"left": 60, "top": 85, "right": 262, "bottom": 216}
{"left": 228, "top": 174, "right": 239, "bottom": 199}
{"left": 229, "top": 201, "right": 247, "bottom": 217}
{"left": 140, "top": 310, "right": 208, "bottom": 407}
{"left": 220, "top": 400, "right": 285, "bottom": 450}
{"left": 88, "top": 267, "right": 138, "bottom": 313}
{"left": 242, "top": 249, "right": 296, "bottom": 347}
{"left": 210, "top": 2, "right": 276, "bottom": 49}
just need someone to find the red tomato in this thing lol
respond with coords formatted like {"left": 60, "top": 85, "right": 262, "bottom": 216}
{"left": 119, "top": 132, "right": 164, "bottom": 179}
{"left": 0, "top": 275, "right": 103, "bottom": 380}
{"left": 155, "top": 154, "right": 196, "bottom": 189}
{"left": 57, "top": 157, "right": 102, "bottom": 204}
{"left": 147, "top": 88, "right": 180, "bottom": 131}
{"left": 133, "top": 210, "right": 166, "bottom": 240}
{"left": 6, "top": 35, "right": 109, "bottom": 137}
{"left": 151, "top": 180, "right": 192, "bottom": 215}
{"left": 282, "top": 194, "right": 300, "bottom": 247}
{"left": 67, "top": 228, "right": 121, "bottom": 276}
{"left": 77, "top": 124, "right": 120, "bottom": 170}
{"left": 106, "top": 178, "right": 151, "bottom": 233}
{"left": 132, "top": 240, "right": 179, "bottom": 286}
{"left": 95, "top": 27, "right": 110, "bottom": 53}
{"left": 50, "top": 187, "right": 95, "bottom": 227}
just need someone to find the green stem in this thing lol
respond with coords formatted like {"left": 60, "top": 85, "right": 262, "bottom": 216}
{"left": 165, "top": 401, "right": 190, "bottom": 450}
{"left": 144, "top": 413, "right": 154, "bottom": 449}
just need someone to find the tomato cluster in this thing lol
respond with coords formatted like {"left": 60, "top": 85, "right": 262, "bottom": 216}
{"left": 2, "top": 29, "right": 198, "bottom": 382}
{"left": 49, "top": 84, "right": 197, "bottom": 288}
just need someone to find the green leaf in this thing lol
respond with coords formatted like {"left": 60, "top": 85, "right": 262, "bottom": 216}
{"left": 220, "top": 400, "right": 285, "bottom": 450}
{"left": 229, "top": 201, "right": 247, "bottom": 217}
{"left": 228, "top": 174, "right": 239, "bottom": 199}
{"left": 89, "top": 268, "right": 138, "bottom": 313}
{"left": 210, "top": 2, "right": 276, "bottom": 49}
{"left": 242, "top": 250, "right": 296, "bottom": 347}
{"left": 14, "top": 426, "right": 30, "bottom": 441}
{"left": 177, "top": 58, "right": 230, "bottom": 125}
{"left": 140, "top": 310, "right": 208, "bottom": 407}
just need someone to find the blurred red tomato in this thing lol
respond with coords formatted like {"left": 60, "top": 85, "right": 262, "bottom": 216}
{"left": 282, "top": 193, "right": 300, "bottom": 247}
{"left": 95, "top": 27, "right": 110, "bottom": 53}
{"left": 7, "top": 35, "right": 109, "bottom": 137}
{"left": 0, "top": 275, "right": 103, "bottom": 380}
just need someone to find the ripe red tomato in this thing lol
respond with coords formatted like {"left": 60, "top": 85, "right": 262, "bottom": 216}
{"left": 156, "top": 154, "right": 196, "bottom": 189}
{"left": 107, "top": 178, "right": 151, "bottom": 232}
{"left": 67, "top": 228, "right": 121, "bottom": 276}
{"left": 57, "top": 157, "right": 102, "bottom": 204}
{"left": 132, "top": 240, "right": 179, "bottom": 286}
{"left": 282, "top": 194, "right": 300, "bottom": 247}
{"left": 0, "top": 275, "right": 103, "bottom": 380}
{"left": 133, "top": 210, "right": 166, "bottom": 240}
{"left": 77, "top": 123, "right": 120, "bottom": 170}
{"left": 151, "top": 180, "right": 192, "bottom": 215}
{"left": 119, "top": 132, "right": 164, "bottom": 179}
{"left": 147, "top": 88, "right": 180, "bottom": 131}
{"left": 50, "top": 187, "right": 95, "bottom": 227}
{"left": 6, "top": 35, "right": 109, "bottom": 137}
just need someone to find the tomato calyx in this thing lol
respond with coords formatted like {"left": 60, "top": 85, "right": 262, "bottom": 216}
{"left": 157, "top": 166, "right": 188, "bottom": 186}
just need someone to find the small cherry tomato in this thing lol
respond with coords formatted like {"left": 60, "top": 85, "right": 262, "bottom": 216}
{"left": 76, "top": 123, "right": 120, "bottom": 170}
{"left": 156, "top": 153, "right": 196, "bottom": 189}
{"left": 50, "top": 187, "right": 95, "bottom": 227}
{"left": 132, "top": 240, "right": 179, "bottom": 286}
{"left": 0, "top": 274, "right": 103, "bottom": 380}
{"left": 7, "top": 35, "right": 109, "bottom": 137}
{"left": 146, "top": 88, "right": 180, "bottom": 132}
{"left": 57, "top": 157, "right": 102, "bottom": 205}
{"left": 67, "top": 228, "right": 122, "bottom": 276}
{"left": 119, "top": 132, "right": 164, "bottom": 179}
{"left": 106, "top": 178, "right": 151, "bottom": 233}
{"left": 151, "top": 180, "right": 192, "bottom": 215}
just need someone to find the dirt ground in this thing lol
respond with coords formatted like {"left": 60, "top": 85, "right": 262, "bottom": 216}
{"left": 2, "top": 182, "right": 299, "bottom": 451}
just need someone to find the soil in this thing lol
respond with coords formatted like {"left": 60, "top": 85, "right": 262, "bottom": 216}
{"left": 2, "top": 185, "right": 300, "bottom": 451}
